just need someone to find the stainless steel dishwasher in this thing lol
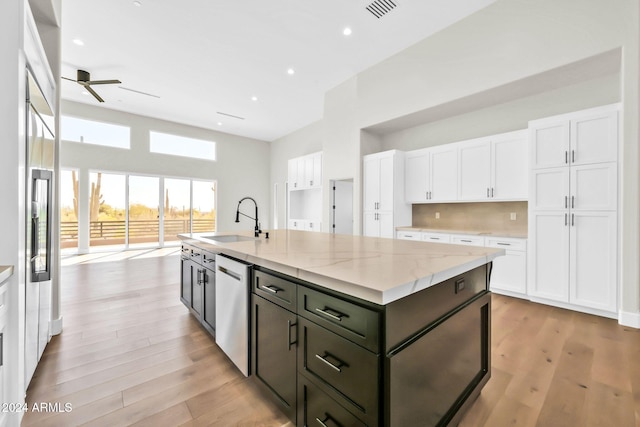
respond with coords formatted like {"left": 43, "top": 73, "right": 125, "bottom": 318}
{"left": 215, "top": 254, "right": 251, "bottom": 376}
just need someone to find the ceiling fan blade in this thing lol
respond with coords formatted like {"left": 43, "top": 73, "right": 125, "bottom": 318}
{"left": 61, "top": 76, "right": 77, "bottom": 82}
{"left": 87, "top": 79, "right": 122, "bottom": 85}
{"left": 85, "top": 85, "right": 105, "bottom": 103}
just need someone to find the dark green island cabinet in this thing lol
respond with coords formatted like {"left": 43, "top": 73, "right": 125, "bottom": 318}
{"left": 180, "top": 243, "right": 216, "bottom": 335}
{"left": 251, "top": 263, "right": 492, "bottom": 427}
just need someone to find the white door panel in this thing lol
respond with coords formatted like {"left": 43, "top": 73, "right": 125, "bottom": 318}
{"left": 569, "top": 212, "right": 617, "bottom": 312}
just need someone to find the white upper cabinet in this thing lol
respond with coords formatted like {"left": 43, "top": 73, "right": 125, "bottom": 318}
{"left": 288, "top": 152, "right": 322, "bottom": 191}
{"left": 363, "top": 155, "right": 381, "bottom": 212}
{"left": 287, "top": 152, "right": 323, "bottom": 232}
{"left": 430, "top": 145, "right": 458, "bottom": 202}
{"left": 405, "top": 145, "right": 458, "bottom": 203}
{"left": 571, "top": 162, "right": 617, "bottom": 211}
{"left": 458, "top": 130, "right": 528, "bottom": 201}
{"left": 571, "top": 110, "right": 618, "bottom": 165}
{"left": 288, "top": 157, "right": 302, "bottom": 190}
{"left": 492, "top": 131, "right": 528, "bottom": 200}
{"left": 529, "top": 120, "right": 570, "bottom": 169}
{"left": 406, "top": 130, "right": 527, "bottom": 204}
{"left": 363, "top": 150, "right": 411, "bottom": 238}
{"left": 458, "top": 137, "right": 491, "bottom": 201}
{"left": 529, "top": 105, "right": 618, "bottom": 169}
{"left": 405, "top": 149, "right": 430, "bottom": 203}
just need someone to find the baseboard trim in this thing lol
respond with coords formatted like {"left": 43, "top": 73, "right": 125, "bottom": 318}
{"left": 619, "top": 310, "right": 640, "bottom": 329}
{"left": 51, "top": 316, "right": 63, "bottom": 335}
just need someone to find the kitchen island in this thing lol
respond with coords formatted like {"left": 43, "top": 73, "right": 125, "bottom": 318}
{"left": 179, "top": 230, "right": 503, "bottom": 426}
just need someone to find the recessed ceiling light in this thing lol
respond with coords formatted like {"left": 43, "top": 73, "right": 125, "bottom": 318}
{"left": 287, "top": 68, "right": 295, "bottom": 75}
{"left": 251, "top": 96, "right": 258, "bottom": 101}
{"left": 343, "top": 27, "right": 352, "bottom": 36}
{"left": 72, "top": 39, "right": 84, "bottom": 46}
{"left": 133, "top": 0, "right": 142, "bottom": 6}
{"left": 217, "top": 122, "right": 222, "bottom": 126}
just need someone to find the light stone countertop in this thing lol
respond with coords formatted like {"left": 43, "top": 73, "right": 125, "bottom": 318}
{"left": 179, "top": 230, "right": 503, "bottom": 305}
{"left": 396, "top": 226, "right": 528, "bottom": 239}
{"left": 0, "top": 265, "right": 14, "bottom": 285}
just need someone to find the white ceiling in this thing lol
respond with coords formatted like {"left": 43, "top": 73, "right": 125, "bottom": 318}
{"left": 60, "top": 0, "right": 496, "bottom": 142}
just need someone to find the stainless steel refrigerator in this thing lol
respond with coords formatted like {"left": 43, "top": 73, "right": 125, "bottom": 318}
{"left": 25, "top": 69, "right": 55, "bottom": 386}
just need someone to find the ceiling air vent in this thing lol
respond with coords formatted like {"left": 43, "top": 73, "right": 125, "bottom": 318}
{"left": 366, "top": 0, "right": 397, "bottom": 19}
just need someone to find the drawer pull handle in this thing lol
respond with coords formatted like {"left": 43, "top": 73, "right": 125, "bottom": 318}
{"left": 315, "top": 413, "right": 336, "bottom": 427}
{"left": 497, "top": 243, "right": 511, "bottom": 246}
{"left": 181, "top": 256, "right": 189, "bottom": 261}
{"left": 261, "top": 285, "right": 281, "bottom": 294}
{"left": 315, "top": 307, "right": 347, "bottom": 322}
{"left": 315, "top": 352, "right": 346, "bottom": 373}
{"left": 461, "top": 239, "right": 472, "bottom": 243}
{"left": 203, "top": 258, "right": 215, "bottom": 264}
{"left": 287, "top": 320, "right": 297, "bottom": 350}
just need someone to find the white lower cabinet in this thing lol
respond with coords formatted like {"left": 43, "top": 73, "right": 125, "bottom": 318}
{"left": 396, "top": 231, "right": 528, "bottom": 297}
{"left": 486, "top": 237, "right": 527, "bottom": 295}
{"left": 289, "top": 219, "right": 322, "bottom": 232}
{"left": 396, "top": 230, "right": 421, "bottom": 241}
{"left": 421, "top": 232, "right": 451, "bottom": 243}
{"left": 569, "top": 211, "right": 617, "bottom": 312}
{"left": 451, "top": 234, "right": 485, "bottom": 247}
{"left": 304, "top": 220, "right": 321, "bottom": 232}
{"left": 528, "top": 211, "right": 617, "bottom": 314}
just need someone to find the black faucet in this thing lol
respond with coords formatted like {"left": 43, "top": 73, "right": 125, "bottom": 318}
{"left": 235, "top": 197, "right": 261, "bottom": 237}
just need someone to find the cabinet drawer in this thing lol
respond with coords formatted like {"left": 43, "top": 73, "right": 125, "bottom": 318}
{"left": 422, "top": 232, "right": 451, "bottom": 243}
{"left": 451, "top": 235, "right": 485, "bottom": 247}
{"left": 396, "top": 231, "right": 421, "bottom": 241}
{"left": 485, "top": 237, "right": 526, "bottom": 251}
{"left": 298, "top": 374, "right": 366, "bottom": 427}
{"left": 201, "top": 250, "right": 216, "bottom": 268}
{"left": 298, "top": 286, "right": 380, "bottom": 353}
{"left": 298, "top": 317, "right": 378, "bottom": 424}
{"left": 189, "top": 247, "right": 203, "bottom": 265}
{"left": 254, "top": 269, "right": 297, "bottom": 311}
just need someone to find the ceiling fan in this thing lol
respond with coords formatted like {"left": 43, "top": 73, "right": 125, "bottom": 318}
{"left": 62, "top": 69, "right": 121, "bottom": 103}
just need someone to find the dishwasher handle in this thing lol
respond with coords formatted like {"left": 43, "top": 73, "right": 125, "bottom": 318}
{"left": 217, "top": 265, "right": 242, "bottom": 281}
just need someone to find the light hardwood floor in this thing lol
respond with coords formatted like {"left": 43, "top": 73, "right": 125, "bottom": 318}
{"left": 22, "top": 250, "right": 640, "bottom": 426}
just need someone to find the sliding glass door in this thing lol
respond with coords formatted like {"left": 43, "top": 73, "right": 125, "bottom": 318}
{"left": 128, "top": 175, "right": 160, "bottom": 248}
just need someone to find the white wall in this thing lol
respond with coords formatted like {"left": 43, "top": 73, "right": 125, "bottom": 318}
{"left": 380, "top": 73, "right": 621, "bottom": 151}
{"left": 61, "top": 100, "right": 271, "bottom": 236}
{"left": 270, "top": 0, "right": 640, "bottom": 323}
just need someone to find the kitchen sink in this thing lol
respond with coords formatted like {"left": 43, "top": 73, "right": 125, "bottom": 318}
{"left": 201, "top": 234, "right": 257, "bottom": 243}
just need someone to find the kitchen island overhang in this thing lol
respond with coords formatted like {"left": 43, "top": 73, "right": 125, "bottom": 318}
{"left": 179, "top": 229, "right": 504, "bottom": 305}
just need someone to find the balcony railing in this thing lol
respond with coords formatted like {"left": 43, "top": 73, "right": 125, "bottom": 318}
{"left": 60, "top": 218, "right": 215, "bottom": 248}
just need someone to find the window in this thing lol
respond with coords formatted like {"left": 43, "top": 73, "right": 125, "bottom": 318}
{"left": 61, "top": 116, "right": 130, "bottom": 149}
{"left": 149, "top": 131, "right": 216, "bottom": 161}
{"left": 164, "top": 178, "right": 191, "bottom": 242}
{"left": 192, "top": 181, "right": 216, "bottom": 233}
{"left": 129, "top": 176, "right": 160, "bottom": 248}
{"left": 61, "top": 172, "right": 216, "bottom": 253}
{"left": 89, "top": 172, "right": 126, "bottom": 250}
